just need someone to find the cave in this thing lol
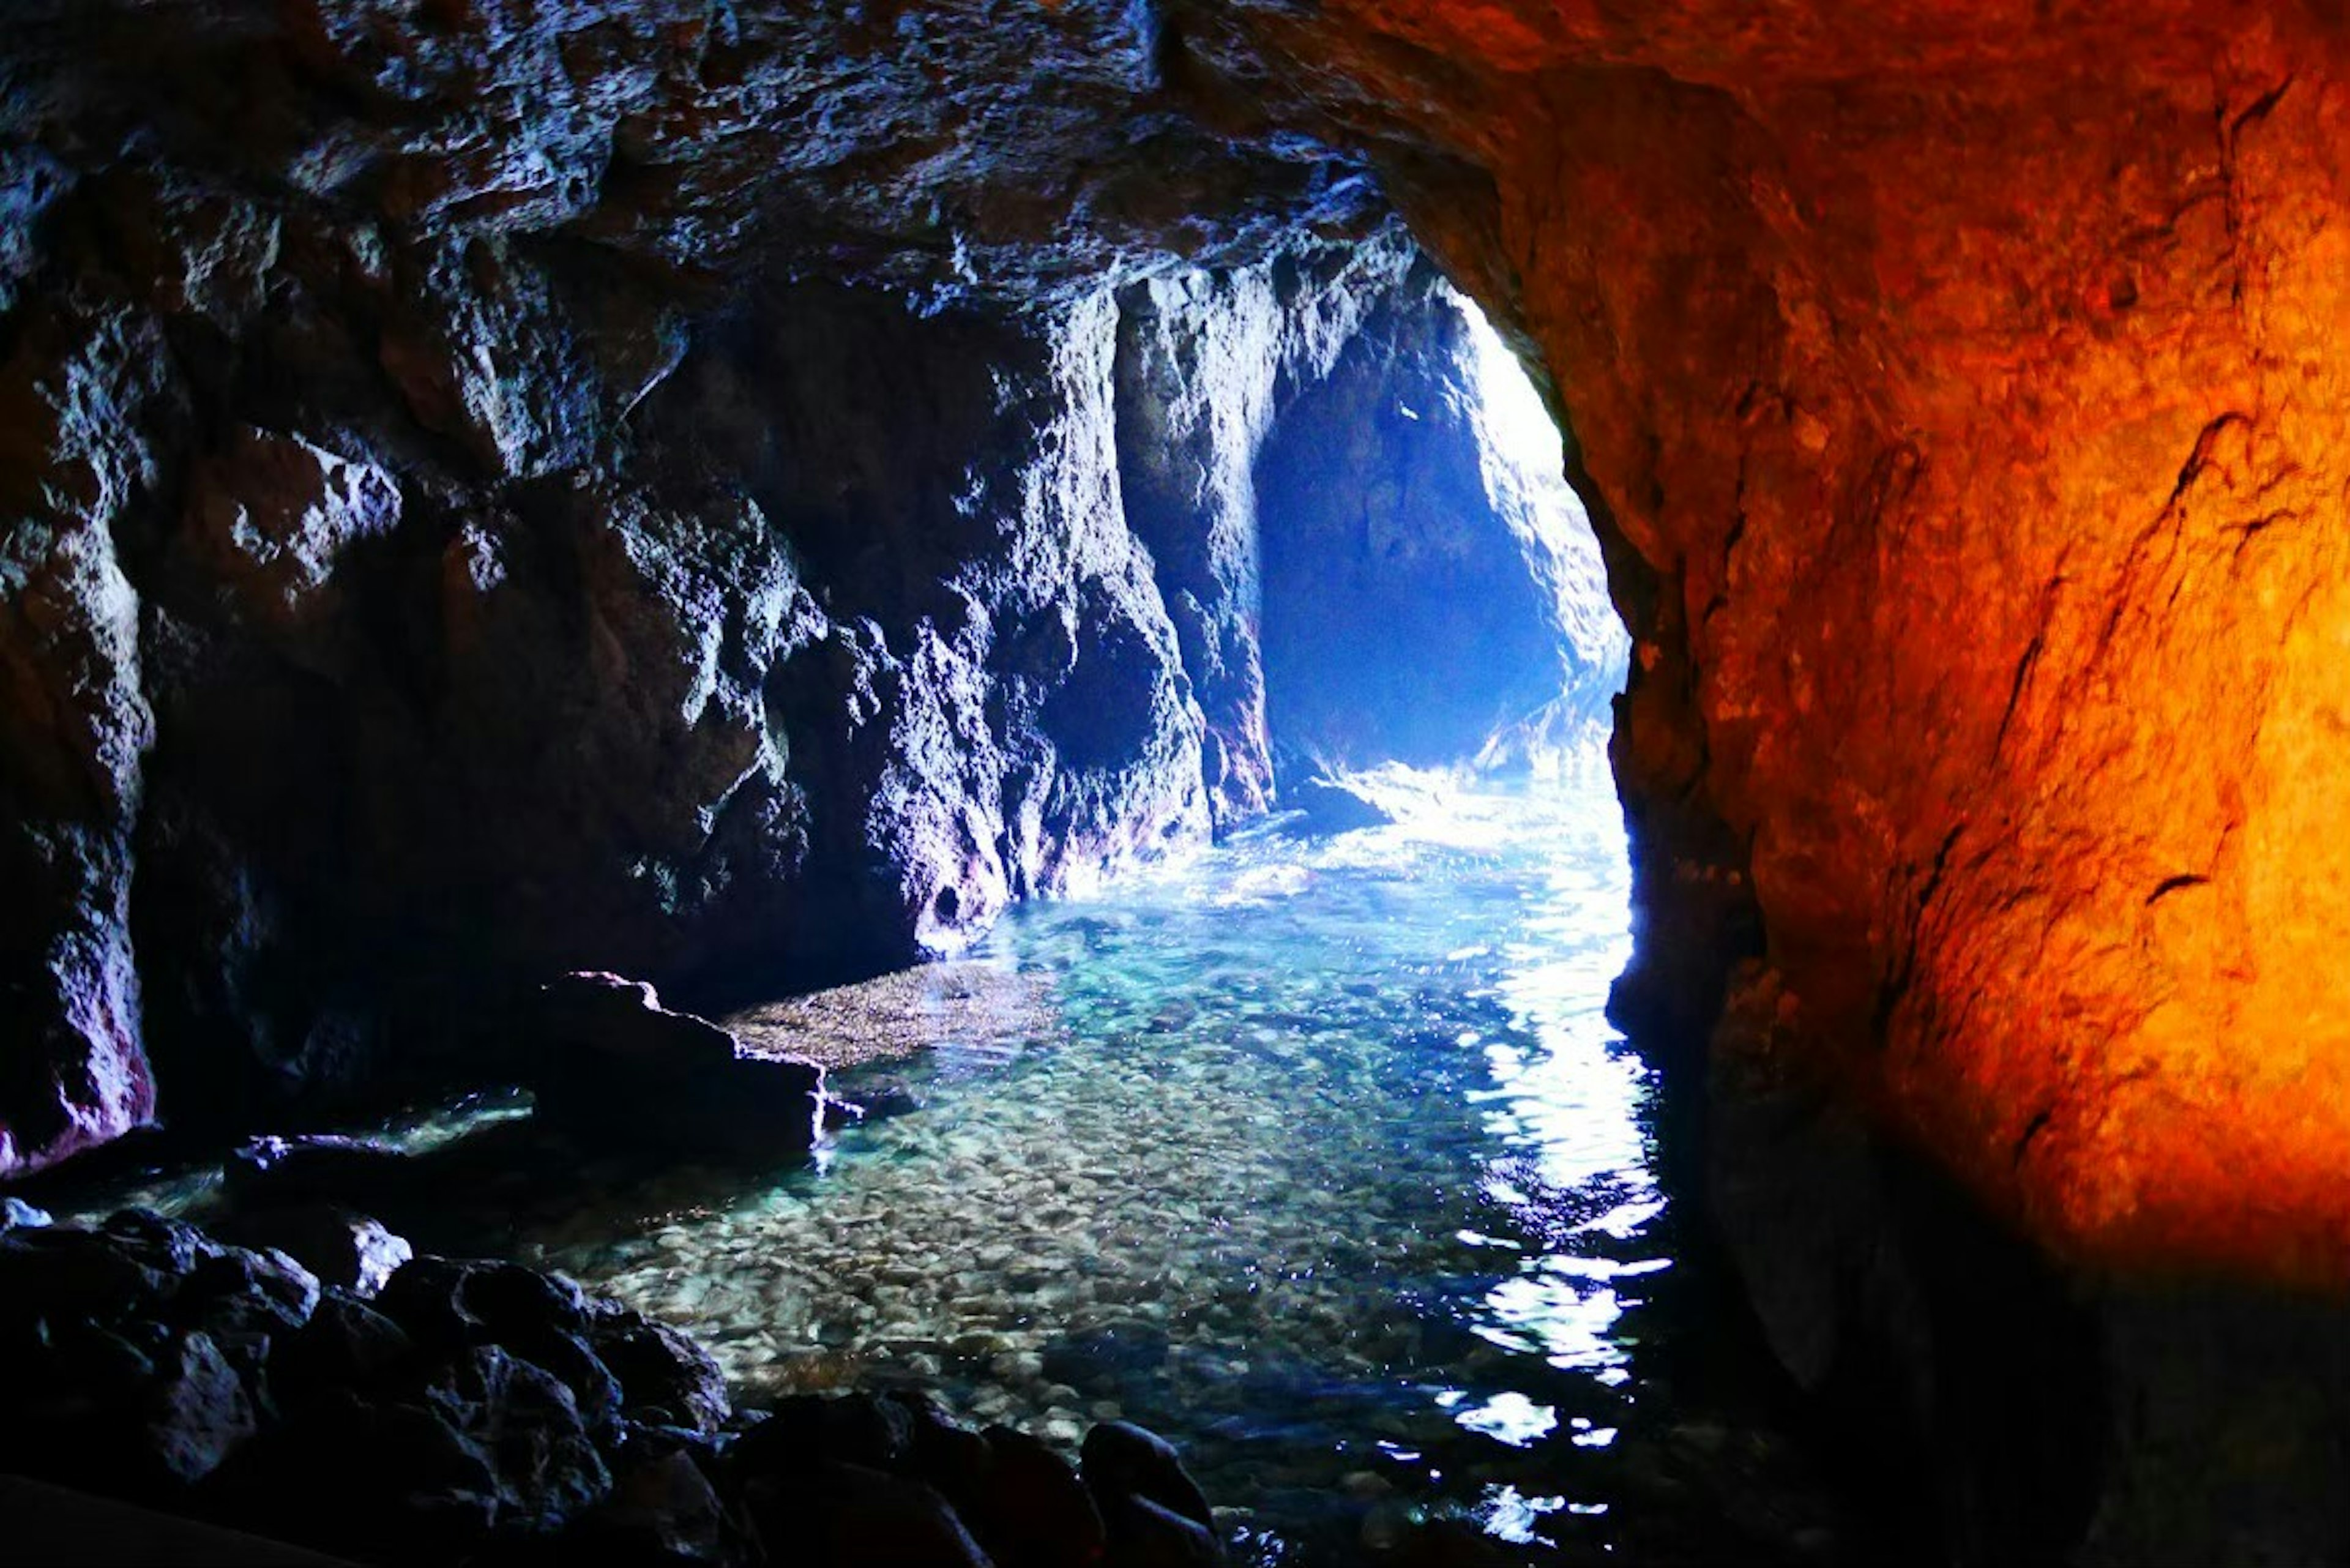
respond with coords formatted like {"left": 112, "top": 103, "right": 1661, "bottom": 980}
{"left": 7, "top": 3, "right": 2350, "bottom": 1566}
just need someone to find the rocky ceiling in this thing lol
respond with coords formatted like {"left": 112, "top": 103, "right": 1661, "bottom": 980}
{"left": 9, "top": 0, "right": 2350, "bottom": 1306}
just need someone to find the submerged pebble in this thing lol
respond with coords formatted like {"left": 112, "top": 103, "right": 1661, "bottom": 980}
{"left": 521, "top": 779, "right": 1695, "bottom": 1559}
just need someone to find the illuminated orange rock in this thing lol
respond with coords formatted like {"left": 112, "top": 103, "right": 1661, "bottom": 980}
{"left": 1217, "top": 0, "right": 2350, "bottom": 1285}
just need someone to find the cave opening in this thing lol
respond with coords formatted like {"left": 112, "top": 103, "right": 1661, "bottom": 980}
{"left": 1255, "top": 283, "right": 1625, "bottom": 788}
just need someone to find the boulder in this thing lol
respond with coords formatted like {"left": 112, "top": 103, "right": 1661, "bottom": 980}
{"left": 894, "top": 1391, "right": 996, "bottom": 1504}
{"left": 225, "top": 1134, "right": 422, "bottom": 1215}
{"left": 375, "top": 1255, "right": 591, "bottom": 1356}
{"left": 586, "top": 1308, "right": 733, "bottom": 1435}
{"left": 729, "top": 1392, "right": 915, "bottom": 1482}
{"left": 140, "top": 1331, "right": 259, "bottom": 1488}
{"left": 576, "top": 1444, "right": 744, "bottom": 1566}
{"left": 217, "top": 1204, "right": 413, "bottom": 1299}
{"left": 1081, "top": 1422, "right": 1218, "bottom": 1559}
{"left": 1279, "top": 777, "right": 1395, "bottom": 837}
{"left": 178, "top": 1244, "right": 322, "bottom": 1329}
{"left": 744, "top": 1460, "right": 991, "bottom": 1568}
{"left": 525, "top": 973, "right": 825, "bottom": 1164}
{"left": 267, "top": 1290, "right": 419, "bottom": 1406}
{"left": 0, "top": 1225, "right": 181, "bottom": 1335}
{"left": 969, "top": 1425, "right": 1107, "bottom": 1568}
{"left": 420, "top": 1345, "right": 614, "bottom": 1526}
{"left": 1097, "top": 1493, "right": 1223, "bottom": 1568}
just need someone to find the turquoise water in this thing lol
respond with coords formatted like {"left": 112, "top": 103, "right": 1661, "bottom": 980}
{"left": 43, "top": 768, "right": 1828, "bottom": 1560}
{"left": 523, "top": 768, "right": 1698, "bottom": 1561}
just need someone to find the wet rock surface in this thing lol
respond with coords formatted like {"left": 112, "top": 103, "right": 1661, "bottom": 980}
{"left": 9, "top": 1, "right": 2344, "bottom": 1564}
{"left": 0, "top": 1209, "right": 1234, "bottom": 1567}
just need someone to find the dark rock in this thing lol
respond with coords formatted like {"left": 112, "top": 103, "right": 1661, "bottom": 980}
{"left": 1280, "top": 777, "right": 1396, "bottom": 837}
{"left": 1098, "top": 1493, "right": 1225, "bottom": 1568}
{"left": 217, "top": 1204, "right": 413, "bottom": 1298}
{"left": 225, "top": 1135, "right": 421, "bottom": 1214}
{"left": 534, "top": 973, "right": 745, "bottom": 1074}
{"left": 576, "top": 1445, "right": 744, "bottom": 1567}
{"left": 97, "top": 1209, "right": 227, "bottom": 1279}
{"left": 971, "top": 1425, "right": 1108, "bottom": 1568}
{"left": 894, "top": 1391, "right": 997, "bottom": 1504}
{"left": 267, "top": 1289, "right": 418, "bottom": 1405}
{"left": 512, "top": 1327, "right": 629, "bottom": 1436}
{"left": 747, "top": 1460, "right": 991, "bottom": 1568}
{"left": 420, "top": 1345, "right": 614, "bottom": 1528}
{"left": 731, "top": 1391, "right": 915, "bottom": 1482}
{"left": 140, "top": 1331, "right": 258, "bottom": 1488}
{"left": 205, "top": 1393, "right": 510, "bottom": 1557}
{"left": 587, "top": 1309, "right": 733, "bottom": 1435}
{"left": 174, "top": 1245, "right": 323, "bottom": 1342}
{"left": 525, "top": 973, "right": 825, "bottom": 1164}
{"left": 1081, "top": 1421, "right": 1216, "bottom": 1536}
{"left": 0, "top": 1225, "right": 179, "bottom": 1333}
{"left": 376, "top": 1255, "right": 591, "bottom": 1355}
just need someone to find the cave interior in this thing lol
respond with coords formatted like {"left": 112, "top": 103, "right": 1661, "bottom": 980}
{"left": 7, "top": 2, "right": 2350, "bottom": 1566}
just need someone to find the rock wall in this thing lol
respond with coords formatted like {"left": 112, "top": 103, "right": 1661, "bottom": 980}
{"left": 11, "top": 0, "right": 2350, "bottom": 1556}
{"left": 0, "top": 0, "right": 1607, "bottom": 1173}
{"left": 1180, "top": 0, "right": 2350, "bottom": 1280}
{"left": 3, "top": 196, "right": 1254, "bottom": 1155}
{"left": 1170, "top": 0, "right": 2350, "bottom": 1556}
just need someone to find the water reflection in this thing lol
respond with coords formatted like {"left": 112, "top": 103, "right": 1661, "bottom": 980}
{"left": 64, "top": 769, "right": 1679, "bottom": 1563}
{"left": 509, "top": 767, "right": 1668, "bottom": 1562}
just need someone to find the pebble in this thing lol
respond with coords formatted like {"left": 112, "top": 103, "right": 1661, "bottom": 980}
{"left": 499, "top": 786, "right": 1719, "bottom": 1548}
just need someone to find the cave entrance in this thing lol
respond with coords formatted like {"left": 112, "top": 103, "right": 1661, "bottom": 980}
{"left": 1104, "top": 237, "right": 1628, "bottom": 861}
{"left": 1253, "top": 277, "right": 1628, "bottom": 791}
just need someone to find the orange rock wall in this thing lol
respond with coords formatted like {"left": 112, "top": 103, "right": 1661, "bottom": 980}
{"left": 1228, "top": 1, "right": 2350, "bottom": 1284}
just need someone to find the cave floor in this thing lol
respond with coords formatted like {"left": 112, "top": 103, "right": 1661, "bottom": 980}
{"left": 58, "top": 769, "right": 1868, "bottom": 1564}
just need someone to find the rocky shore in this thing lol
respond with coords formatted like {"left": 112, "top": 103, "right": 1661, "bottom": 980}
{"left": 0, "top": 1204, "right": 1235, "bottom": 1567}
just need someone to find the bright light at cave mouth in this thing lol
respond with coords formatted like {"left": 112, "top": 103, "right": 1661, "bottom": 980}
{"left": 1466, "top": 306, "right": 1573, "bottom": 480}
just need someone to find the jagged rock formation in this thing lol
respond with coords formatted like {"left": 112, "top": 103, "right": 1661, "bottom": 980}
{"left": 1168, "top": 2, "right": 2350, "bottom": 1559}
{"left": 0, "top": 5, "right": 1606, "bottom": 1174}
{"left": 0, "top": 1206, "right": 1228, "bottom": 1568}
{"left": 1187, "top": 0, "right": 2350, "bottom": 1290}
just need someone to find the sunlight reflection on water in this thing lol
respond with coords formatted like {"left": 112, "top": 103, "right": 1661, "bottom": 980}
{"left": 523, "top": 765, "right": 1668, "bottom": 1563}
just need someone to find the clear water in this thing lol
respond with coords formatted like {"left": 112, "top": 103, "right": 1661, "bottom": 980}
{"left": 52, "top": 769, "right": 1843, "bottom": 1561}
{"left": 521, "top": 769, "right": 1692, "bottom": 1561}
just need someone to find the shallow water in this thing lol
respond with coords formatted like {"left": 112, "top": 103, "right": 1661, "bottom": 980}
{"left": 525, "top": 769, "right": 1693, "bottom": 1561}
{"left": 43, "top": 767, "right": 1832, "bottom": 1561}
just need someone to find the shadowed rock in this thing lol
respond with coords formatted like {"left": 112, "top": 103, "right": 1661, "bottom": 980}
{"left": 524, "top": 973, "right": 823, "bottom": 1165}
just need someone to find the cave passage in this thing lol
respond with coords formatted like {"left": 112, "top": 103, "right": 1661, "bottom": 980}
{"left": 21, "top": 271, "right": 1775, "bottom": 1563}
{"left": 1254, "top": 283, "right": 1627, "bottom": 782}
